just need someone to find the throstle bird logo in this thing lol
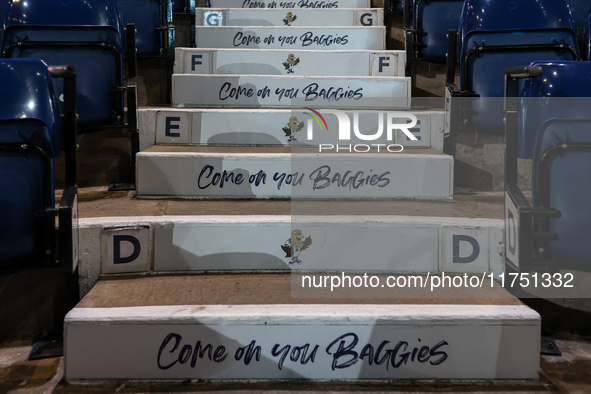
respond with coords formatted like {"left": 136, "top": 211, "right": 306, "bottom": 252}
{"left": 282, "top": 116, "right": 305, "bottom": 142}
{"left": 281, "top": 229, "right": 312, "bottom": 265}
{"left": 282, "top": 53, "right": 300, "bottom": 74}
{"left": 283, "top": 12, "right": 297, "bottom": 26}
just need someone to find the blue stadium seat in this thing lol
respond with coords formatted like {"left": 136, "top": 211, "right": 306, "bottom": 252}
{"left": 585, "top": 6, "right": 591, "bottom": 59}
{"left": 1, "top": 0, "right": 136, "bottom": 134}
{"left": 119, "top": 0, "right": 174, "bottom": 101}
{"left": 0, "top": 0, "right": 8, "bottom": 39}
{"left": 403, "top": 0, "right": 463, "bottom": 76}
{"left": 384, "top": 0, "right": 406, "bottom": 15}
{"left": 119, "top": 0, "right": 174, "bottom": 57}
{"left": 569, "top": 0, "right": 591, "bottom": 29}
{"left": 0, "top": 59, "right": 78, "bottom": 272}
{"left": 504, "top": 61, "right": 591, "bottom": 273}
{"left": 406, "top": 0, "right": 463, "bottom": 63}
{"left": 173, "top": 0, "right": 184, "bottom": 13}
{"left": 446, "top": 0, "right": 579, "bottom": 134}
{"left": 172, "top": 0, "right": 196, "bottom": 47}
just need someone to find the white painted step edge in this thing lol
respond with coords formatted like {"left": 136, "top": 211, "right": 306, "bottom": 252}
{"left": 66, "top": 304, "right": 540, "bottom": 326}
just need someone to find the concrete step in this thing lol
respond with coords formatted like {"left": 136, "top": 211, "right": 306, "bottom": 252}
{"left": 195, "top": 26, "right": 385, "bottom": 50}
{"left": 175, "top": 48, "right": 405, "bottom": 77}
{"left": 196, "top": 8, "right": 383, "bottom": 27}
{"left": 71, "top": 188, "right": 508, "bottom": 294}
{"left": 172, "top": 74, "right": 410, "bottom": 108}
{"left": 209, "top": 0, "right": 371, "bottom": 8}
{"left": 139, "top": 108, "right": 443, "bottom": 150}
{"left": 64, "top": 274, "right": 541, "bottom": 381}
{"left": 135, "top": 146, "right": 452, "bottom": 199}
{"left": 80, "top": 214, "right": 501, "bottom": 277}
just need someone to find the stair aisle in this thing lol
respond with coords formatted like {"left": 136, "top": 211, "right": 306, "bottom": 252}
{"left": 64, "top": 0, "right": 542, "bottom": 383}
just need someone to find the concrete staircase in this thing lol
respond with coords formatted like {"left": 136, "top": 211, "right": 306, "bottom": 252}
{"left": 63, "top": 0, "right": 542, "bottom": 383}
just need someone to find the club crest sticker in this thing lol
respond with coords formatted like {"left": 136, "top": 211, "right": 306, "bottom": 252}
{"left": 283, "top": 12, "right": 297, "bottom": 26}
{"left": 283, "top": 116, "right": 305, "bottom": 142}
{"left": 281, "top": 229, "right": 312, "bottom": 266}
{"left": 282, "top": 53, "right": 300, "bottom": 74}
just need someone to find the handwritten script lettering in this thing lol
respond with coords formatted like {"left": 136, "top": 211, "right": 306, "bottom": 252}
{"left": 232, "top": 31, "right": 349, "bottom": 48}
{"left": 196, "top": 165, "right": 390, "bottom": 191}
{"left": 157, "top": 332, "right": 449, "bottom": 371}
{"left": 218, "top": 81, "right": 364, "bottom": 102}
{"left": 241, "top": 0, "right": 339, "bottom": 8}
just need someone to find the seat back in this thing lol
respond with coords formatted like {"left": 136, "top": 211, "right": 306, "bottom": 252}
{"left": 173, "top": 0, "right": 185, "bottom": 12}
{"left": 0, "top": 0, "right": 8, "bottom": 38}
{"left": 398, "top": 0, "right": 405, "bottom": 13}
{"left": 568, "top": 0, "right": 591, "bottom": 29}
{"left": 120, "top": 0, "right": 172, "bottom": 57}
{"left": 0, "top": 59, "right": 61, "bottom": 267}
{"left": 1, "top": 0, "right": 125, "bottom": 131}
{"left": 518, "top": 61, "right": 591, "bottom": 265}
{"left": 459, "top": 0, "right": 578, "bottom": 129}
{"left": 586, "top": 6, "right": 591, "bottom": 59}
{"left": 413, "top": 0, "right": 464, "bottom": 61}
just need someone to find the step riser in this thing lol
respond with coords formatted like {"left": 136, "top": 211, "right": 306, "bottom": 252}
{"left": 135, "top": 153, "right": 451, "bottom": 199}
{"left": 172, "top": 75, "right": 410, "bottom": 109}
{"left": 79, "top": 216, "right": 503, "bottom": 280}
{"left": 139, "top": 109, "right": 444, "bottom": 150}
{"left": 174, "top": 48, "right": 405, "bottom": 77}
{"left": 209, "top": 0, "right": 371, "bottom": 8}
{"left": 196, "top": 9, "right": 383, "bottom": 27}
{"left": 195, "top": 27, "right": 385, "bottom": 50}
{"left": 65, "top": 305, "right": 540, "bottom": 380}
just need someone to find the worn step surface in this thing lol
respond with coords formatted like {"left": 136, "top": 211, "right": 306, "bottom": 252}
{"left": 195, "top": 26, "right": 385, "bottom": 50}
{"left": 172, "top": 74, "right": 410, "bottom": 108}
{"left": 135, "top": 146, "right": 452, "bottom": 199}
{"left": 139, "top": 108, "right": 443, "bottom": 149}
{"left": 64, "top": 274, "right": 541, "bottom": 381}
{"left": 66, "top": 187, "right": 507, "bottom": 219}
{"left": 209, "top": 0, "right": 371, "bottom": 8}
{"left": 196, "top": 8, "right": 383, "bottom": 27}
{"left": 174, "top": 48, "right": 405, "bottom": 77}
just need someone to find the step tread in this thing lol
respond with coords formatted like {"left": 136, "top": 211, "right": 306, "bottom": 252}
{"left": 76, "top": 274, "right": 522, "bottom": 309}
{"left": 68, "top": 189, "right": 505, "bottom": 219}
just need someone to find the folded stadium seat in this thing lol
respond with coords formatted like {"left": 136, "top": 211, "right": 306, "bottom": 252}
{"left": 446, "top": 0, "right": 579, "bottom": 136}
{"left": 504, "top": 61, "right": 591, "bottom": 274}
{"left": 404, "top": 0, "right": 464, "bottom": 76}
{"left": 119, "top": 0, "right": 175, "bottom": 101}
{"left": 0, "top": 59, "right": 78, "bottom": 273}
{"left": 569, "top": 0, "right": 591, "bottom": 54}
{"left": 384, "top": 0, "right": 406, "bottom": 14}
{"left": 384, "top": 0, "right": 405, "bottom": 15}
{"left": 1, "top": 0, "right": 137, "bottom": 135}
{"left": 585, "top": 6, "right": 591, "bottom": 59}
{"left": 173, "top": 0, "right": 185, "bottom": 12}
{"left": 0, "top": 0, "right": 7, "bottom": 39}
{"left": 172, "top": 0, "right": 196, "bottom": 47}
{"left": 569, "top": 0, "right": 591, "bottom": 29}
